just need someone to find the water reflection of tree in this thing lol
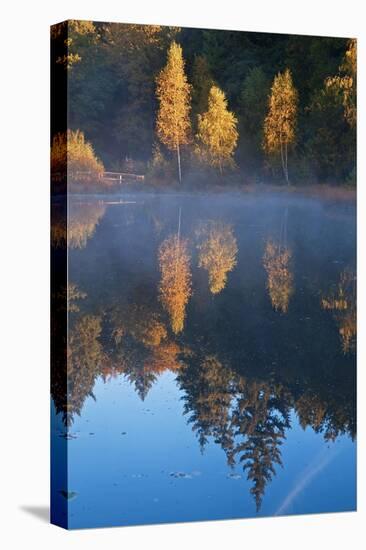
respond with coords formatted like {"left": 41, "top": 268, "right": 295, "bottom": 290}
{"left": 197, "top": 221, "right": 238, "bottom": 294}
{"left": 66, "top": 315, "right": 105, "bottom": 424}
{"left": 178, "top": 355, "right": 235, "bottom": 455}
{"left": 52, "top": 309, "right": 106, "bottom": 427}
{"left": 51, "top": 202, "right": 106, "bottom": 249}
{"left": 158, "top": 234, "right": 192, "bottom": 334}
{"left": 111, "top": 304, "right": 186, "bottom": 400}
{"left": 321, "top": 269, "right": 356, "bottom": 354}
{"left": 263, "top": 239, "right": 294, "bottom": 313}
{"left": 178, "top": 352, "right": 290, "bottom": 511}
{"left": 178, "top": 347, "right": 355, "bottom": 511}
{"left": 230, "top": 379, "right": 290, "bottom": 511}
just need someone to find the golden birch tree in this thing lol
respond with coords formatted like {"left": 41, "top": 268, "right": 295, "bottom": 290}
{"left": 196, "top": 85, "right": 238, "bottom": 174}
{"left": 155, "top": 42, "right": 191, "bottom": 183}
{"left": 263, "top": 69, "right": 298, "bottom": 184}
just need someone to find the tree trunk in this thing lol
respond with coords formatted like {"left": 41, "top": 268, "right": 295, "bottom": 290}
{"left": 284, "top": 142, "right": 289, "bottom": 185}
{"left": 279, "top": 136, "right": 287, "bottom": 184}
{"left": 176, "top": 141, "right": 182, "bottom": 183}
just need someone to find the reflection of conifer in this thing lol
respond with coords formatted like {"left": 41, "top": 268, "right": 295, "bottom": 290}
{"left": 123, "top": 352, "right": 159, "bottom": 401}
{"left": 197, "top": 221, "right": 238, "bottom": 294}
{"left": 178, "top": 354, "right": 235, "bottom": 457}
{"left": 158, "top": 234, "right": 192, "bottom": 334}
{"left": 231, "top": 380, "right": 290, "bottom": 512}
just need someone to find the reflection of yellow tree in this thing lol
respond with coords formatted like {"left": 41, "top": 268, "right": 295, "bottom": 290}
{"left": 158, "top": 235, "right": 192, "bottom": 334}
{"left": 51, "top": 202, "right": 106, "bottom": 249}
{"left": 321, "top": 269, "right": 356, "bottom": 353}
{"left": 263, "top": 239, "right": 294, "bottom": 313}
{"left": 197, "top": 221, "right": 238, "bottom": 294}
{"left": 67, "top": 283, "right": 87, "bottom": 312}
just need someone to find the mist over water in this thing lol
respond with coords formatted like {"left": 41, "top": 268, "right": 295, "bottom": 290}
{"left": 51, "top": 191, "right": 356, "bottom": 528}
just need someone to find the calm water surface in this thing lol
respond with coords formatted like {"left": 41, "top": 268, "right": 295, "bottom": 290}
{"left": 51, "top": 192, "right": 356, "bottom": 528}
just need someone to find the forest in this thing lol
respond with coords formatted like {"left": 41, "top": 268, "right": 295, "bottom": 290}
{"left": 51, "top": 21, "right": 356, "bottom": 188}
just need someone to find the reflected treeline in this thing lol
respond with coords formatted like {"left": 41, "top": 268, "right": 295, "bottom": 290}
{"left": 51, "top": 273, "right": 356, "bottom": 509}
{"left": 109, "top": 302, "right": 186, "bottom": 400}
{"left": 51, "top": 283, "right": 107, "bottom": 426}
{"left": 177, "top": 348, "right": 355, "bottom": 511}
{"left": 51, "top": 202, "right": 356, "bottom": 512}
{"left": 196, "top": 221, "right": 238, "bottom": 294}
{"left": 263, "top": 239, "right": 294, "bottom": 313}
{"left": 51, "top": 202, "right": 106, "bottom": 249}
{"left": 321, "top": 269, "right": 356, "bottom": 354}
{"left": 178, "top": 355, "right": 290, "bottom": 511}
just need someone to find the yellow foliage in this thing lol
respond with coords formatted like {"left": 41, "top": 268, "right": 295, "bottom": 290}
{"left": 144, "top": 341, "right": 183, "bottom": 374}
{"left": 263, "top": 239, "right": 294, "bottom": 313}
{"left": 263, "top": 69, "right": 298, "bottom": 155}
{"left": 196, "top": 85, "right": 238, "bottom": 172}
{"left": 128, "top": 305, "right": 167, "bottom": 348}
{"left": 197, "top": 221, "right": 238, "bottom": 294}
{"left": 158, "top": 234, "right": 192, "bottom": 334}
{"left": 156, "top": 42, "right": 191, "bottom": 151}
{"left": 321, "top": 269, "right": 356, "bottom": 353}
{"left": 67, "top": 283, "right": 87, "bottom": 312}
{"left": 326, "top": 39, "right": 357, "bottom": 128}
{"left": 263, "top": 69, "right": 297, "bottom": 183}
{"left": 51, "top": 203, "right": 106, "bottom": 249}
{"left": 51, "top": 129, "right": 104, "bottom": 181}
{"left": 52, "top": 20, "right": 97, "bottom": 68}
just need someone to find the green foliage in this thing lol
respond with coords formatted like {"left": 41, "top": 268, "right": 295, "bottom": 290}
{"left": 191, "top": 55, "right": 214, "bottom": 130}
{"left": 51, "top": 22, "right": 355, "bottom": 186}
{"left": 238, "top": 67, "right": 270, "bottom": 171}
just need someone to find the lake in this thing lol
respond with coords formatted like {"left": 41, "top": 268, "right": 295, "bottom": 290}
{"left": 51, "top": 191, "right": 356, "bottom": 529}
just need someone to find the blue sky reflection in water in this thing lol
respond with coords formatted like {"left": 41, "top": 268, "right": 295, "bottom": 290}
{"left": 51, "top": 192, "right": 356, "bottom": 529}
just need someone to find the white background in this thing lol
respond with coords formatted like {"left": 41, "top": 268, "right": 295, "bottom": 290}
{"left": 0, "top": 0, "right": 364, "bottom": 548}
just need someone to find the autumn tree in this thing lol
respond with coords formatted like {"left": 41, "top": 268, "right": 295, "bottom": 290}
{"left": 156, "top": 42, "right": 191, "bottom": 183}
{"left": 263, "top": 69, "right": 298, "bottom": 184}
{"left": 51, "top": 130, "right": 104, "bottom": 183}
{"left": 326, "top": 39, "right": 357, "bottom": 129}
{"left": 196, "top": 85, "right": 238, "bottom": 174}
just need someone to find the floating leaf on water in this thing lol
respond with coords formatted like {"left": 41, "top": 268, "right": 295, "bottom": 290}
{"left": 227, "top": 473, "right": 242, "bottom": 480}
{"left": 169, "top": 471, "right": 192, "bottom": 479}
{"left": 59, "top": 490, "right": 78, "bottom": 501}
